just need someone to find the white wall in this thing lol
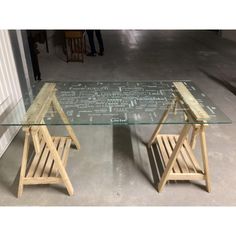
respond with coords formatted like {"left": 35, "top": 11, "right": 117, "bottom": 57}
{"left": 0, "top": 30, "right": 23, "bottom": 158}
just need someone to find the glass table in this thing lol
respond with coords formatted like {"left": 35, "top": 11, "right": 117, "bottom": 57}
{"left": 1, "top": 80, "right": 231, "bottom": 197}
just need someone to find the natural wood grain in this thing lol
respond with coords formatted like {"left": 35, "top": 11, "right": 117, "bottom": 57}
{"left": 173, "top": 82, "right": 210, "bottom": 121}
{"left": 23, "top": 177, "right": 63, "bottom": 185}
{"left": 22, "top": 83, "right": 56, "bottom": 125}
{"left": 169, "top": 173, "right": 205, "bottom": 180}
{"left": 158, "top": 124, "right": 191, "bottom": 192}
{"left": 33, "top": 138, "right": 60, "bottom": 178}
{"left": 183, "top": 139, "right": 203, "bottom": 173}
{"left": 41, "top": 137, "right": 60, "bottom": 177}
{"left": 162, "top": 135, "right": 181, "bottom": 173}
{"left": 156, "top": 136, "right": 169, "bottom": 168}
{"left": 148, "top": 82, "right": 211, "bottom": 192}
{"left": 50, "top": 137, "right": 66, "bottom": 177}
{"left": 52, "top": 95, "right": 80, "bottom": 150}
{"left": 26, "top": 138, "right": 46, "bottom": 178}
{"left": 148, "top": 101, "right": 175, "bottom": 147}
{"left": 18, "top": 83, "right": 80, "bottom": 197}
{"left": 17, "top": 131, "right": 30, "bottom": 198}
{"left": 173, "top": 135, "right": 196, "bottom": 173}
{"left": 40, "top": 126, "right": 74, "bottom": 196}
{"left": 168, "top": 135, "right": 189, "bottom": 173}
{"left": 190, "top": 125, "right": 200, "bottom": 149}
{"left": 32, "top": 130, "right": 41, "bottom": 154}
{"left": 200, "top": 125, "right": 211, "bottom": 192}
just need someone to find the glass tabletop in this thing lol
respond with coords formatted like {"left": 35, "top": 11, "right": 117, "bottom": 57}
{"left": 0, "top": 80, "right": 231, "bottom": 126}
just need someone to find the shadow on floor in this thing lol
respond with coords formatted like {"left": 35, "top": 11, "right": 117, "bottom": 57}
{"left": 146, "top": 143, "right": 164, "bottom": 187}
{"left": 112, "top": 125, "right": 153, "bottom": 187}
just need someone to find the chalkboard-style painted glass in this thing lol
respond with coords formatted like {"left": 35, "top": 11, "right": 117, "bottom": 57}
{"left": 0, "top": 81, "right": 231, "bottom": 126}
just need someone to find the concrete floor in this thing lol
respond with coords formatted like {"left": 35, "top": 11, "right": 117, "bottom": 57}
{"left": 0, "top": 30, "right": 236, "bottom": 205}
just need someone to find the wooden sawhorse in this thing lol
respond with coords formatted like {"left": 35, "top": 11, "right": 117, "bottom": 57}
{"left": 18, "top": 83, "right": 80, "bottom": 197}
{"left": 148, "top": 82, "right": 211, "bottom": 192}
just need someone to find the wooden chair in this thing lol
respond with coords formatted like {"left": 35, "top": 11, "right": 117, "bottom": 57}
{"left": 64, "top": 31, "right": 86, "bottom": 63}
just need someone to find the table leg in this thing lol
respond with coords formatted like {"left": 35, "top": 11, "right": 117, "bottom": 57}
{"left": 200, "top": 125, "right": 211, "bottom": 192}
{"left": 17, "top": 129, "right": 30, "bottom": 197}
{"left": 190, "top": 125, "right": 200, "bottom": 149}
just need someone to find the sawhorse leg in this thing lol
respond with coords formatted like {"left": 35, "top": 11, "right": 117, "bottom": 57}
{"left": 157, "top": 124, "right": 192, "bottom": 192}
{"left": 200, "top": 125, "right": 211, "bottom": 192}
{"left": 52, "top": 95, "right": 80, "bottom": 150}
{"left": 18, "top": 129, "right": 30, "bottom": 198}
{"left": 148, "top": 100, "right": 175, "bottom": 148}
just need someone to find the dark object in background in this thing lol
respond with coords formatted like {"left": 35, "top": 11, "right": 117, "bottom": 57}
{"left": 86, "top": 30, "right": 104, "bottom": 56}
{"left": 64, "top": 30, "right": 86, "bottom": 63}
{"left": 27, "top": 30, "right": 48, "bottom": 81}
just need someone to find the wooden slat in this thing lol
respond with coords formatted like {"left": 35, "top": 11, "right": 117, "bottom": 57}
{"left": 168, "top": 135, "right": 188, "bottom": 173}
{"left": 32, "top": 131, "right": 41, "bottom": 154}
{"left": 50, "top": 137, "right": 67, "bottom": 177}
{"left": 162, "top": 135, "right": 181, "bottom": 173}
{"left": 33, "top": 138, "right": 52, "bottom": 177}
{"left": 183, "top": 139, "right": 203, "bottom": 173}
{"left": 40, "top": 125, "right": 74, "bottom": 196}
{"left": 156, "top": 136, "right": 170, "bottom": 168}
{"left": 158, "top": 124, "right": 192, "bottom": 192}
{"left": 173, "top": 82, "right": 210, "bottom": 121}
{"left": 61, "top": 138, "right": 72, "bottom": 167}
{"left": 23, "top": 177, "right": 63, "bottom": 185}
{"left": 26, "top": 139, "right": 46, "bottom": 177}
{"left": 42, "top": 137, "right": 60, "bottom": 177}
{"left": 169, "top": 173, "right": 205, "bottom": 180}
{"left": 56, "top": 138, "right": 72, "bottom": 177}
{"left": 22, "top": 83, "right": 56, "bottom": 125}
{"left": 190, "top": 125, "right": 200, "bottom": 149}
{"left": 173, "top": 135, "right": 196, "bottom": 173}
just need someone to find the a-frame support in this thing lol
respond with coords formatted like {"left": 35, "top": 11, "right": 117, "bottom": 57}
{"left": 17, "top": 83, "right": 80, "bottom": 197}
{"left": 148, "top": 82, "right": 211, "bottom": 192}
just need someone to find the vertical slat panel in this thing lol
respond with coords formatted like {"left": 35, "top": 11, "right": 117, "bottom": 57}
{"left": 0, "top": 30, "right": 23, "bottom": 158}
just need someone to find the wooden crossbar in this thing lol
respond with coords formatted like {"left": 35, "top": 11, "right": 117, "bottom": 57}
{"left": 173, "top": 82, "right": 210, "bottom": 121}
{"left": 22, "top": 83, "right": 56, "bottom": 125}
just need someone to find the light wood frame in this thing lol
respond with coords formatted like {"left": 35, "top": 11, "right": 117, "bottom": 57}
{"left": 148, "top": 82, "right": 211, "bottom": 192}
{"left": 17, "top": 83, "right": 80, "bottom": 197}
